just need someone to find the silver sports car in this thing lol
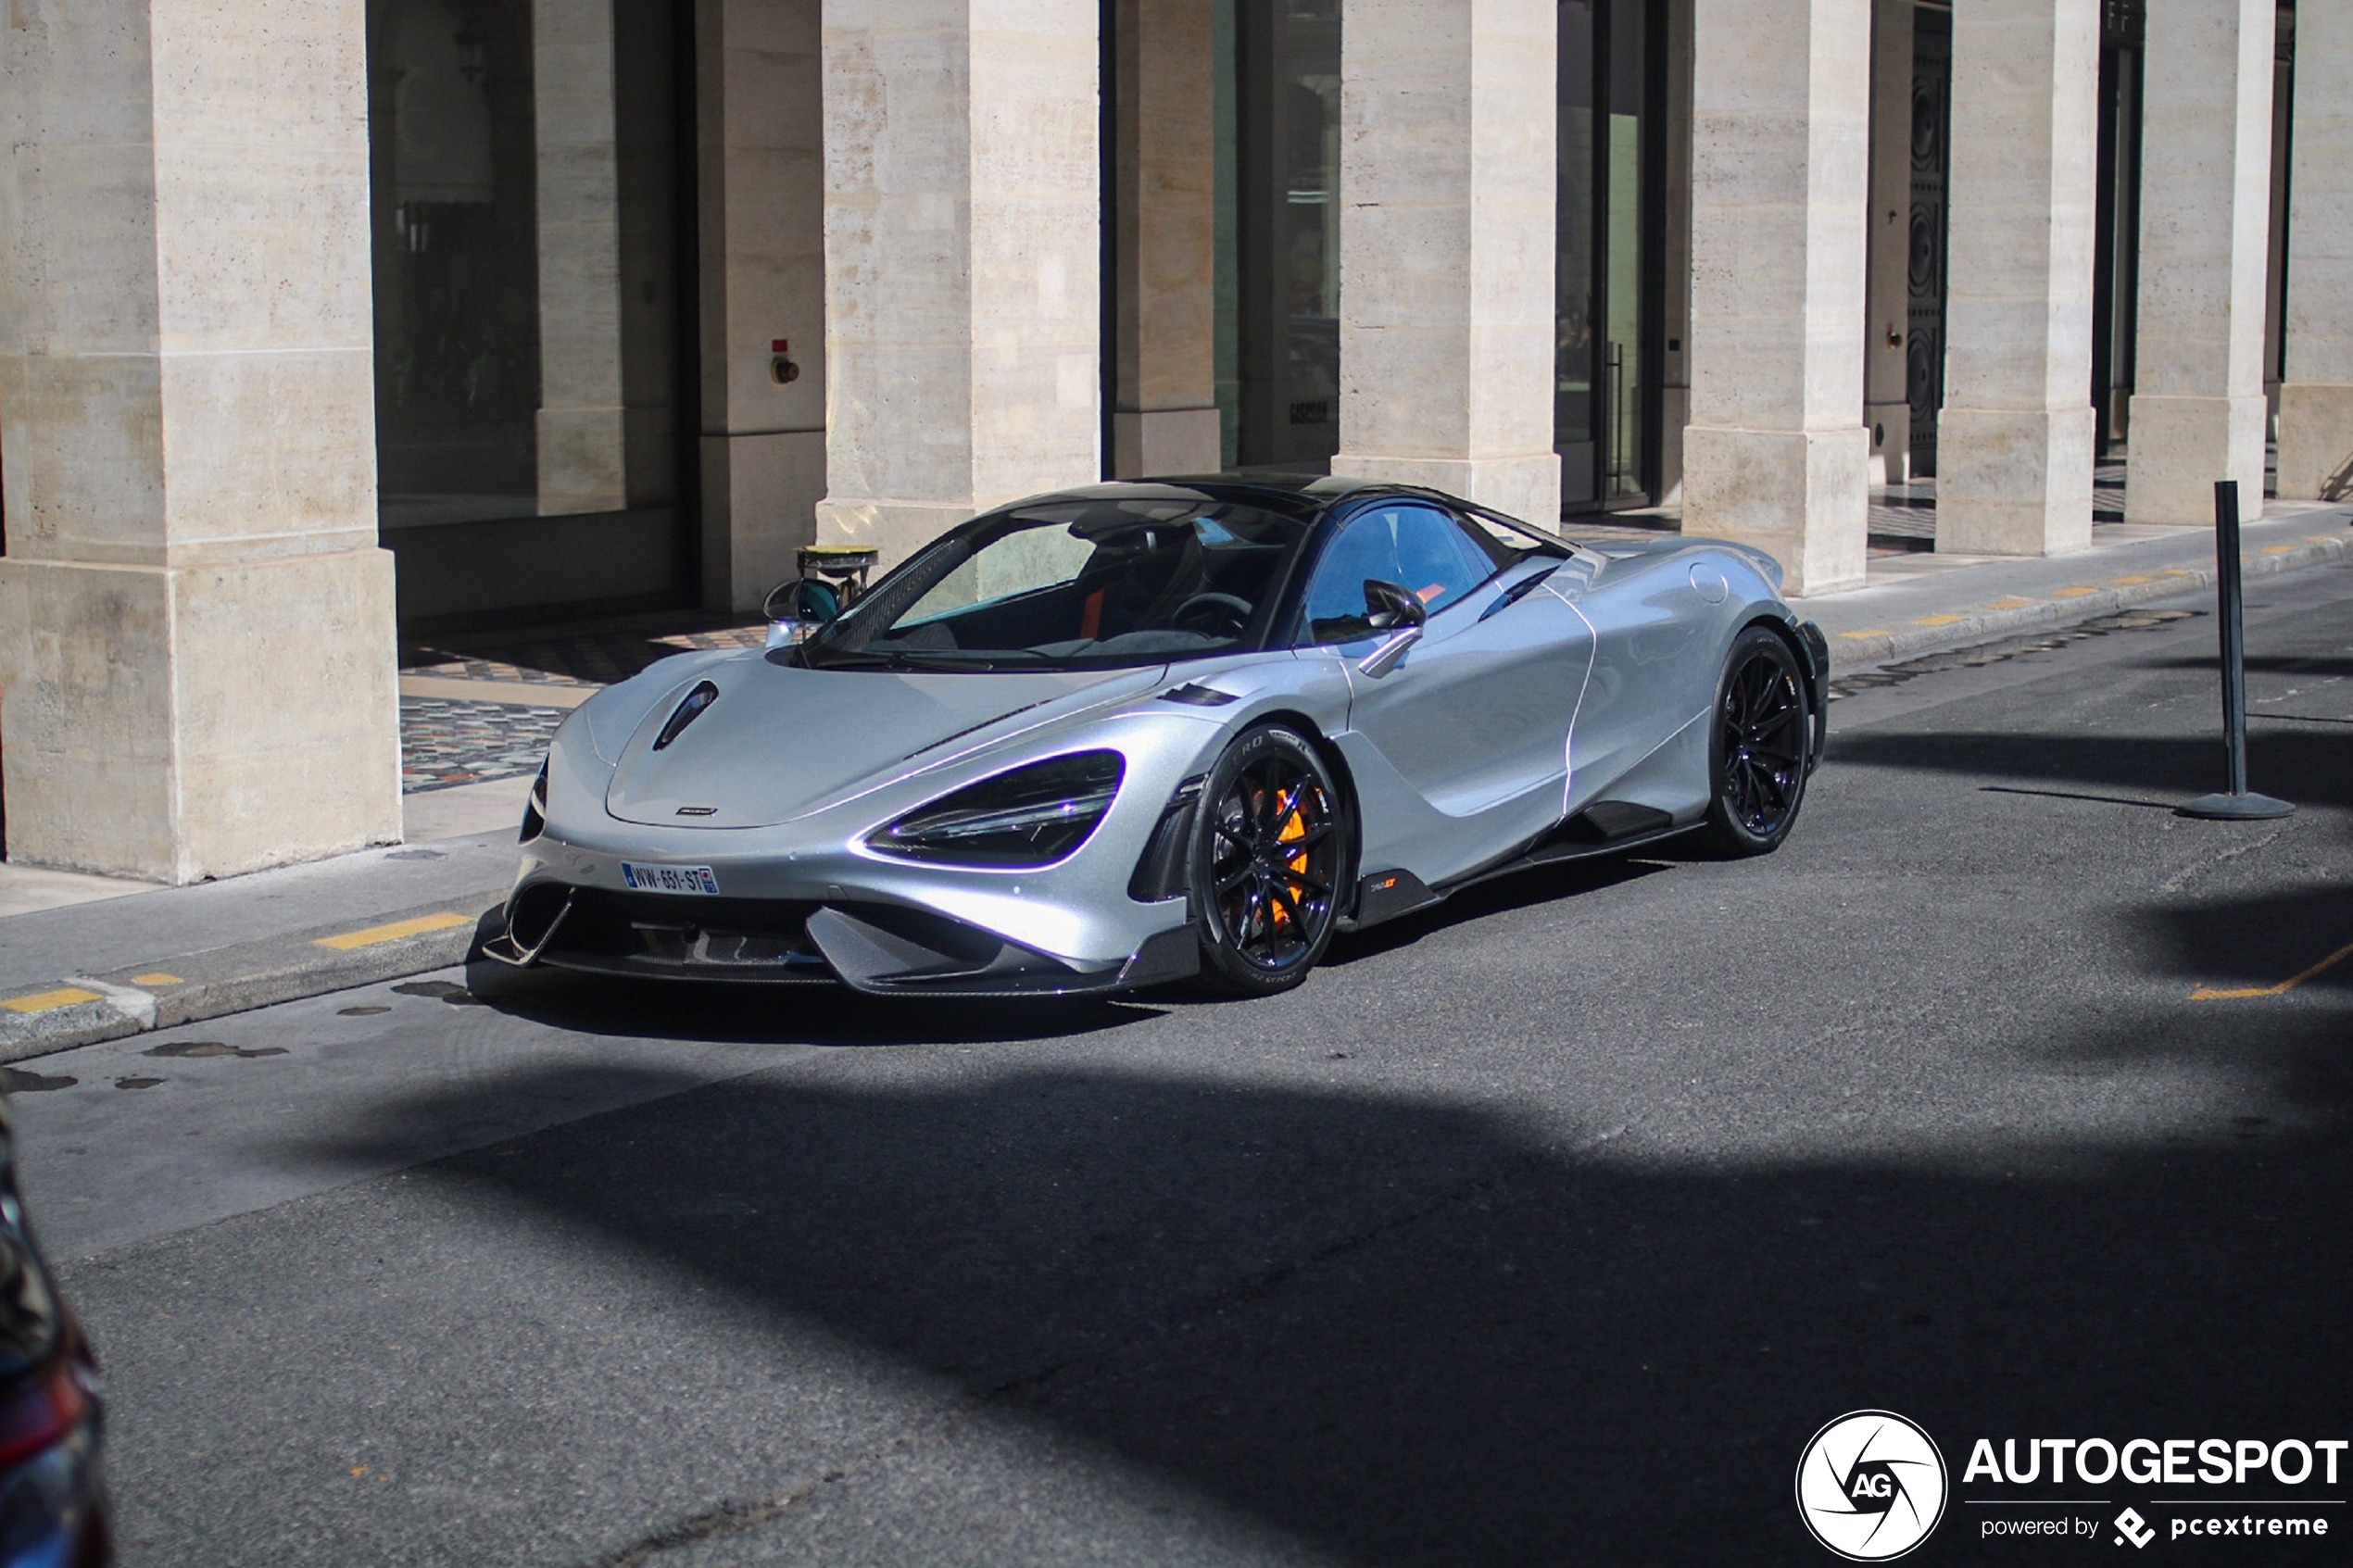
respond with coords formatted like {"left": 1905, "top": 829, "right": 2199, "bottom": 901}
{"left": 490, "top": 477, "right": 1828, "bottom": 997}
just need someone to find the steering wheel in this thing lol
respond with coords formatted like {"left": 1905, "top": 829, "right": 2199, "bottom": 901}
{"left": 1171, "top": 593, "right": 1253, "bottom": 639}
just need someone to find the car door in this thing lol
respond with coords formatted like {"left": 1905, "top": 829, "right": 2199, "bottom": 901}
{"left": 1554, "top": 548, "right": 1718, "bottom": 817}
{"left": 1299, "top": 502, "right": 1593, "bottom": 880}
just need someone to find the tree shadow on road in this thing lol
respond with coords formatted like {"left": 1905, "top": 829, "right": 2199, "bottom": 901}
{"left": 290, "top": 999, "right": 2353, "bottom": 1565}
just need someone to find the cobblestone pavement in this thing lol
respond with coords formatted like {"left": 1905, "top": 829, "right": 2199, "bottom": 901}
{"left": 403, "top": 622, "right": 768, "bottom": 687}
{"left": 400, "top": 696, "right": 570, "bottom": 793}
{"left": 399, "top": 620, "right": 769, "bottom": 793}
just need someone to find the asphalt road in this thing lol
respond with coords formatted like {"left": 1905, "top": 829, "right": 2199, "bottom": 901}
{"left": 16, "top": 564, "right": 2353, "bottom": 1566}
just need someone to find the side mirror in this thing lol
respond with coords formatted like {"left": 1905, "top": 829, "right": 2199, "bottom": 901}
{"left": 762, "top": 577, "right": 841, "bottom": 646}
{"left": 1362, "top": 578, "right": 1428, "bottom": 630}
{"left": 1356, "top": 578, "right": 1427, "bottom": 679}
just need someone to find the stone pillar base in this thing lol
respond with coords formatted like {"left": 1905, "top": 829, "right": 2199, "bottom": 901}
{"left": 1111, "top": 408, "right": 1221, "bottom": 480}
{"left": 1680, "top": 424, "right": 1869, "bottom": 596}
{"left": 1934, "top": 405, "right": 2095, "bottom": 557}
{"left": 1865, "top": 400, "right": 1912, "bottom": 490}
{"left": 1327, "top": 452, "right": 1563, "bottom": 530}
{"left": 2124, "top": 394, "right": 2269, "bottom": 525}
{"left": 0, "top": 549, "right": 402, "bottom": 884}
{"left": 1658, "top": 386, "right": 1692, "bottom": 510}
{"left": 701, "top": 432, "right": 827, "bottom": 612}
{"left": 814, "top": 498, "right": 985, "bottom": 571}
{"left": 2275, "top": 383, "right": 2353, "bottom": 501}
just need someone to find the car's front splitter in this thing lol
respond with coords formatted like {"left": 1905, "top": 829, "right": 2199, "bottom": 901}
{"left": 488, "top": 877, "right": 1199, "bottom": 998}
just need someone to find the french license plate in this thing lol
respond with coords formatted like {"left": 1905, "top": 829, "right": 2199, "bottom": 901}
{"left": 621, "top": 862, "right": 721, "bottom": 896}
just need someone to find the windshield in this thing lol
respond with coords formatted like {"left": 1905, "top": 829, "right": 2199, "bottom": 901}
{"left": 802, "top": 495, "right": 1308, "bottom": 671}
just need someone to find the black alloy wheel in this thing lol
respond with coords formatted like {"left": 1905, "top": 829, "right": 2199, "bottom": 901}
{"left": 1700, "top": 626, "right": 1812, "bottom": 856}
{"left": 1192, "top": 724, "right": 1348, "bottom": 995}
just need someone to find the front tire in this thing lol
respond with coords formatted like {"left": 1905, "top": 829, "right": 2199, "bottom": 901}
{"left": 1191, "top": 724, "right": 1348, "bottom": 996}
{"left": 1699, "top": 626, "right": 1812, "bottom": 856}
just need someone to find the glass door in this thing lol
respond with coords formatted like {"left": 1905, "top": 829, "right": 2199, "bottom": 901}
{"left": 366, "top": 0, "right": 696, "bottom": 624}
{"left": 1233, "top": 0, "right": 1341, "bottom": 470}
{"left": 1556, "top": 0, "right": 1659, "bottom": 515}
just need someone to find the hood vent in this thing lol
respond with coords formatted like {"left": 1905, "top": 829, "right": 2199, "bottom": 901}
{"left": 652, "top": 682, "right": 720, "bottom": 751}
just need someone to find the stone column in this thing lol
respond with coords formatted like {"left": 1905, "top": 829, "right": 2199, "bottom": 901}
{"left": 1328, "top": 0, "right": 1560, "bottom": 528}
{"left": 2277, "top": 1, "right": 2353, "bottom": 499}
{"left": 1934, "top": 0, "right": 2099, "bottom": 555}
{"left": 1682, "top": 0, "right": 1870, "bottom": 596}
{"left": 0, "top": 0, "right": 400, "bottom": 883}
{"left": 2125, "top": 0, "right": 2272, "bottom": 524}
{"left": 697, "top": 0, "right": 827, "bottom": 610}
{"left": 1862, "top": 0, "right": 1913, "bottom": 490}
{"left": 1109, "top": 0, "right": 1219, "bottom": 480}
{"left": 535, "top": 0, "right": 629, "bottom": 515}
{"left": 816, "top": 0, "right": 1101, "bottom": 567}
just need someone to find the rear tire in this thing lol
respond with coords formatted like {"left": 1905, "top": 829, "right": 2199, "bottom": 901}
{"left": 1698, "top": 627, "right": 1812, "bottom": 856}
{"left": 1191, "top": 725, "right": 1348, "bottom": 996}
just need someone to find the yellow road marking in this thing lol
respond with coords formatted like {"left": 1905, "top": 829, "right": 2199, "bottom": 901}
{"left": 131, "top": 972, "right": 182, "bottom": 987}
{"left": 2260, "top": 545, "right": 2294, "bottom": 555}
{"left": 1911, "top": 614, "right": 1965, "bottom": 626}
{"left": 1984, "top": 597, "right": 2036, "bottom": 609}
{"left": 2052, "top": 586, "right": 2099, "bottom": 598}
{"left": 1839, "top": 629, "right": 1892, "bottom": 639}
{"left": 2161, "top": 569, "right": 2200, "bottom": 577}
{"left": 2191, "top": 940, "right": 2353, "bottom": 1001}
{"left": 2109, "top": 574, "right": 2155, "bottom": 585}
{"left": 0, "top": 987, "right": 104, "bottom": 1015}
{"left": 313, "top": 912, "right": 472, "bottom": 951}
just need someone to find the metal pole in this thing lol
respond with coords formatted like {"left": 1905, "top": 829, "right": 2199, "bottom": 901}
{"left": 2178, "top": 480, "right": 2293, "bottom": 820}
{"left": 2215, "top": 480, "right": 2247, "bottom": 796}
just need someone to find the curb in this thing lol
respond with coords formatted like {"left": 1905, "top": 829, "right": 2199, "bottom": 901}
{"left": 0, "top": 894, "right": 506, "bottom": 1063}
{"left": 1822, "top": 533, "right": 2351, "bottom": 671}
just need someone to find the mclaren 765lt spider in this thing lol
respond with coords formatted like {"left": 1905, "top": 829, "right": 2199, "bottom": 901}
{"left": 488, "top": 476, "right": 1828, "bottom": 998}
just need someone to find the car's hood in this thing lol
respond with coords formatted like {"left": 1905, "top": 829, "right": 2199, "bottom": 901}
{"left": 600, "top": 656, "right": 1163, "bottom": 828}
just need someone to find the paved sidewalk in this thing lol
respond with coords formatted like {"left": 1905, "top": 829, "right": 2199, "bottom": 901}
{"left": 1795, "top": 499, "right": 2351, "bottom": 665}
{"left": 0, "top": 495, "right": 2344, "bottom": 1064}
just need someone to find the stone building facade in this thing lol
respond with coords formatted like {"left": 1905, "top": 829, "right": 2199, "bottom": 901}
{"left": 0, "top": 0, "right": 2338, "bottom": 880}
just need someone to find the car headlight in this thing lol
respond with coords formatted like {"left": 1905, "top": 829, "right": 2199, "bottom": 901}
{"left": 868, "top": 752, "right": 1124, "bottom": 867}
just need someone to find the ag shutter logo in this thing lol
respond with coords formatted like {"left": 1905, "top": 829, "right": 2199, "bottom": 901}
{"left": 1796, "top": 1411, "right": 1949, "bottom": 1561}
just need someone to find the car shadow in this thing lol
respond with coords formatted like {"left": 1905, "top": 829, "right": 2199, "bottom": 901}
{"left": 290, "top": 1013, "right": 2353, "bottom": 1566}
{"left": 460, "top": 957, "right": 1169, "bottom": 1048}
{"left": 1323, "top": 854, "right": 1677, "bottom": 967}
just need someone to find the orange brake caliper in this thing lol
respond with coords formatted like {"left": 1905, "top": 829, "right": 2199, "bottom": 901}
{"left": 1275, "top": 788, "right": 1311, "bottom": 927}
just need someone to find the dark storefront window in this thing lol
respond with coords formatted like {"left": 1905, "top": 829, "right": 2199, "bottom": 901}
{"left": 1557, "top": 0, "right": 1661, "bottom": 514}
{"left": 1907, "top": 6, "right": 1952, "bottom": 477}
{"left": 366, "top": 0, "right": 694, "bottom": 624}
{"left": 1228, "top": 0, "right": 1341, "bottom": 471}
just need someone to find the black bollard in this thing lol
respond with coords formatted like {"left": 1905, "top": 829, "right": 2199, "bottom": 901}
{"left": 2178, "top": 480, "right": 2294, "bottom": 820}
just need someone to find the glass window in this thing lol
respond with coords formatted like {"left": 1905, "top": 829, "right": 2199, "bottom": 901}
{"left": 1298, "top": 506, "right": 1495, "bottom": 645}
{"left": 1230, "top": 0, "right": 1341, "bottom": 470}
{"left": 1556, "top": 0, "right": 1655, "bottom": 511}
{"left": 806, "top": 499, "right": 1306, "bottom": 671}
{"left": 368, "top": 0, "right": 685, "bottom": 537}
